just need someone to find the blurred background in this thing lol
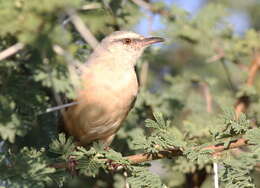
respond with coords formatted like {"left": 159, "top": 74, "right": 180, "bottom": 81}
{"left": 136, "top": 0, "right": 252, "bottom": 36}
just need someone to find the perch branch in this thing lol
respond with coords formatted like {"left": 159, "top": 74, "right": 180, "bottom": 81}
{"left": 50, "top": 138, "right": 249, "bottom": 169}
{"left": 126, "top": 138, "right": 248, "bottom": 164}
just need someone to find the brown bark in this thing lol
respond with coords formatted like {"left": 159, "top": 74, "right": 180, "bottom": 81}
{"left": 235, "top": 54, "right": 260, "bottom": 117}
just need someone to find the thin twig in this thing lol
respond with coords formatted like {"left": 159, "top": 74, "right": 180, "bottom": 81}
{"left": 0, "top": 43, "right": 24, "bottom": 61}
{"left": 51, "top": 45, "right": 83, "bottom": 115}
{"left": 43, "top": 57, "right": 65, "bottom": 115}
{"left": 46, "top": 102, "right": 79, "bottom": 113}
{"left": 130, "top": 0, "right": 175, "bottom": 20}
{"left": 53, "top": 44, "right": 81, "bottom": 65}
{"left": 207, "top": 48, "right": 225, "bottom": 63}
{"left": 131, "top": 0, "right": 152, "bottom": 10}
{"left": 67, "top": 9, "right": 99, "bottom": 49}
{"left": 221, "top": 60, "right": 236, "bottom": 92}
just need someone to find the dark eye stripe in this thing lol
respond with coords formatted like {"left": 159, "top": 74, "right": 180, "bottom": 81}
{"left": 113, "top": 38, "right": 142, "bottom": 44}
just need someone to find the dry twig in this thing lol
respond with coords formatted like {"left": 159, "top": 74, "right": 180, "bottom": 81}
{"left": 67, "top": 9, "right": 99, "bottom": 49}
{"left": 0, "top": 43, "right": 24, "bottom": 61}
{"left": 80, "top": 3, "right": 102, "bottom": 11}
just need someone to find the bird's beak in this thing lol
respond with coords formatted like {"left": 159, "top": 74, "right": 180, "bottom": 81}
{"left": 142, "top": 37, "right": 165, "bottom": 46}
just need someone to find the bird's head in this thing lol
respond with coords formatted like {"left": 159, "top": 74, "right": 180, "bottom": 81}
{"left": 95, "top": 31, "right": 164, "bottom": 66}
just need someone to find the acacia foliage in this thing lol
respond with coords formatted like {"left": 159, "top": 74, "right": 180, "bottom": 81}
{"left": 0, "top": 0, "right": 260, "bottom": 187}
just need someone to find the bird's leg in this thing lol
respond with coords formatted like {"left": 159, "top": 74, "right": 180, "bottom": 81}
{"left": 67, "top": 156, "right": 78, "bottom": 176}
{"left": 102, "top": 134, "right": 116, "bottom": 151}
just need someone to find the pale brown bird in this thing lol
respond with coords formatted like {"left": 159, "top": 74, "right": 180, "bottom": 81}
{"left": 63, "top": 31, "right": 164, "bottom": 146}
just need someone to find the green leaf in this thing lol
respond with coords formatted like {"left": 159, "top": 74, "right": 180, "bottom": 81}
{"left": 128, "top": 167, "right": 162, "bottom": 188}
{"left": 244, "top": 128, "right": 260, "bottom": 145}
{"left": 49, "top": 133, "right": 75, "bottom": 159}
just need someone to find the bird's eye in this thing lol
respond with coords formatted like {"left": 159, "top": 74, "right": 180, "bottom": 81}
{"left": 123, "top": 38, "right": 132, "bottom": 45}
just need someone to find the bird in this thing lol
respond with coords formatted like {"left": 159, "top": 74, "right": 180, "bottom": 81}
{"left": 63, "top": 31, "right": 164, "bottom": 147}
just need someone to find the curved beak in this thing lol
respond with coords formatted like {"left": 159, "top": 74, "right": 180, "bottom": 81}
{"left": 142, "top": 37, "right": 165, "bottom": 46}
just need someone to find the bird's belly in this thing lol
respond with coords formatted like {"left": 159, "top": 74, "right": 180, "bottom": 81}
{"left": 64, "top": 72, "right": 138, "bottom": 145}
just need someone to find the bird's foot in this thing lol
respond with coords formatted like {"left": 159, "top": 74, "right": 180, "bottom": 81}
{"left": 106, "top": 159, "right": 123, "bottom": 172}
{"left": 104, "top": 146, "right": 111, "bottom": 151}
{"left": 67, "top": 156, "right": 78, "bottom": 176}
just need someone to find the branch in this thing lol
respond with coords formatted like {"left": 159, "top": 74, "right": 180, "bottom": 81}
{"left": 200, "top": 82, "right": 213, "bottom": 113}
{"left": 127, "top": 138, "right": 248, "bottom": 164}
{"left": 0, "top": 42, "right": 24, "bottom": 61}
{"left": 67, "top": 9, "right": 99, "bottom": 49}
{"left": 235, "top": 54, "right": 260, "bottom": 117}
{"left": 247, "top": 54, "right": 260, "bottom": 86}
{"left": 139, "top": 62, "right": 149, "bottom": 87}
{"left": 131, "top": 0, "right": 175, "bottom": 20}
{"left": 131, "top": 0, "right": 152, "bottom": 10}
{"left": 80, "top": 3, "right": 102, "bottom": 11}
{"left": 50, "top": 138, "right": 249, "bottom": 170}
{"left": 126, "top": 147, "right": 183, "bottom": 164}
{"left": 207, "top": 48, "right": 225, "bottom": 63}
